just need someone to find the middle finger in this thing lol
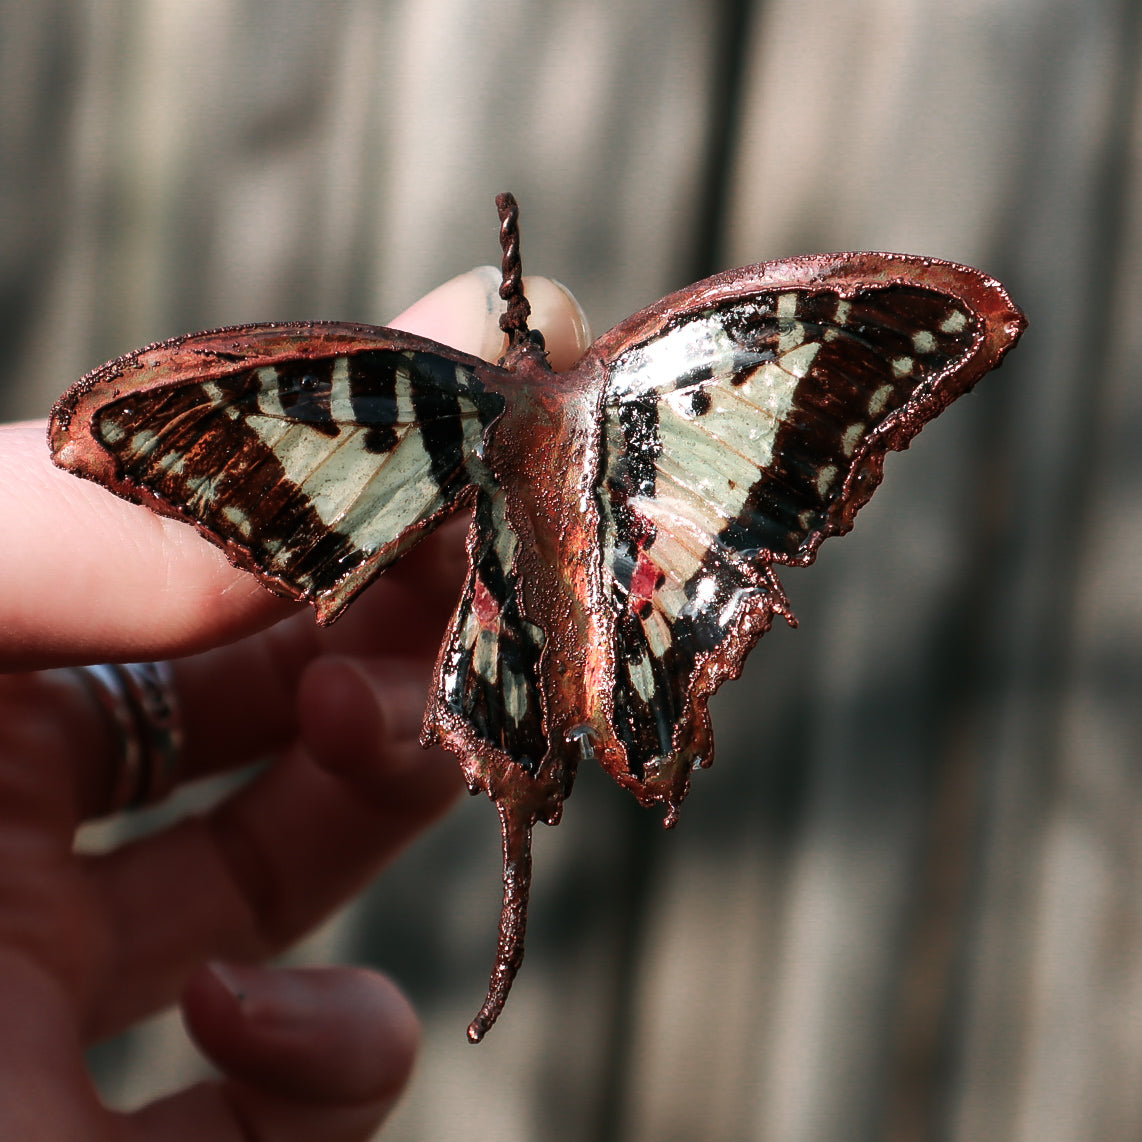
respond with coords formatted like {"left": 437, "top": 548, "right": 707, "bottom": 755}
{"left": 82, "top": 654, "right": 462, "bottom": 1040}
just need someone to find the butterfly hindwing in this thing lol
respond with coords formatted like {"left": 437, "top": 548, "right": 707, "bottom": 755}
{"left": 586, "top": 253, "right": 1024, "bottom": 804}
{"left": 51, "top": 322, "right": 507, "bottom": 623}
{"left": 429, "top": 479, "right": 548, "bottom": 779}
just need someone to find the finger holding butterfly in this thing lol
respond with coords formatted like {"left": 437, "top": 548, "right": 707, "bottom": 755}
{"left": 0, "top": 270, "right": 591, "bottom": 1137}
{"left": 6, "top": 264, "right": 589, "bottom": 1020}
{"left": 1, "top": 267, "right": 590, "bottom": 673}
{"left": 0, "top": 648, "right": 447, "bottom": 1140}
{"left": 0, "top": 525, "right": 465, "bottom": 1137}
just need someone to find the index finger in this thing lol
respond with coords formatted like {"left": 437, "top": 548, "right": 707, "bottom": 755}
{"left": 1, "top": 271, "right": 589, "bottom": 671}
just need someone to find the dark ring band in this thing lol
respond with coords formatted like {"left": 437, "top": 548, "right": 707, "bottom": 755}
{"left": 74, "top": 662, "right": 184, "bottom": 813}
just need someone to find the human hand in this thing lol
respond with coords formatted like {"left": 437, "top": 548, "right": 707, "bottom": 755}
{"left": 0, "top": 270, "right": 589, "bottom": 1140}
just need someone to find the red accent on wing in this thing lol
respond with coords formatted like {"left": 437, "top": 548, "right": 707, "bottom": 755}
{"left": 472, "top": 574, "right": 500, "bottom": 627}
{"left": 629, "top": 550, "right": 660, "bottom": 603}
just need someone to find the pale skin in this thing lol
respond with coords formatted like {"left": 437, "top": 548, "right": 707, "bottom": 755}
{"left": 0, "top": 270, "right": 590, "bottom": 1140}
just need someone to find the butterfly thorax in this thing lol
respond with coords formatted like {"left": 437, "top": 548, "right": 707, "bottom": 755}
{"left": 424, "top": 342, "right": 612, "bottom": 828}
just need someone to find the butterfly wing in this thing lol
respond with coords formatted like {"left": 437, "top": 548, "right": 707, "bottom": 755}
{"left": 580, "top": 252, "right": 1026, "bottom": 814}
{"left": 50, "top": 321, "right": 507, "bottom": 624}
{"left": 426, "top": 476, "right": 549, "bottom": 785}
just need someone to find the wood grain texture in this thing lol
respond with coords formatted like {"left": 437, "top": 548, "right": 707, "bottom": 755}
{"left": 6, "top": 1, "right": 1141, "bottom": 1140}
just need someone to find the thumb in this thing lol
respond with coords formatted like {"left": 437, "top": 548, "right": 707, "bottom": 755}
{"left": 390, "top": 265, "right": 592, "bottom": 370}
{"left": 128, "top": 964, "right": 418, "bottom": 1141}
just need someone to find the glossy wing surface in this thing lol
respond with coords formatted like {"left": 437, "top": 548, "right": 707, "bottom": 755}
{"left": 592, "top": 256, "right": 1024, "bottom": 779}
{"left": 429, "top": 480, "right": 548, "bottom": 775}
{"left": 51, "top": 323, "right": 506, "bottom": 623}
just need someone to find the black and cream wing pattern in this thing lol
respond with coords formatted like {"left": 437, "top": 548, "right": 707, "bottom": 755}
{"left": 50, "top": 196, "right": 1026, "bottom": 1042}
{"left": 51, "top": 324, "right": 507, "bottom": 624}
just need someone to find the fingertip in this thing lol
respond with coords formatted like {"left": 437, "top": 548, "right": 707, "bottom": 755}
{"left": 299, "top": 657, "right": 420, "bottom": 783}
{"left": 299, "top": 655, "right": 463, "bottom": 815}
{"left": 388, "top": 268, "right": 591, "bottom": 370}
{"left": 0, "top": 423, "right": 295, "bottom": 669}
{"left": 136, "top": 967, "right": 416, "bottom": 1139}
{"left": 183, "top": 963, "right": 420, "bottom": 1104}
{"left": 388, "top": 266, "right": 504, "bottom": 358}
{"left": 523, "top": 275, "right": 593, "bottom": 370}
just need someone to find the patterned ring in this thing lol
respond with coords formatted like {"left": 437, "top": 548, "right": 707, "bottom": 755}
{"left": 74, "top": 662, "right": 184, "bottom": 813}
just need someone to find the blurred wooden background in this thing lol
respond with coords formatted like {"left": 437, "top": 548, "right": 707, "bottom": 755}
{"left": 3, "top": 1, "right": 1141, "bottom": 1138}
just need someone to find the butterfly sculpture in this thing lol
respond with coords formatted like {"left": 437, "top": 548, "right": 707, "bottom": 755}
{"left": 50, "top": 194, "right": 1026, "bottom": 1041}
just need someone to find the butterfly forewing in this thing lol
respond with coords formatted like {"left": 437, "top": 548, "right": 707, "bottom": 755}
{"left": 587, "top": 255, "right": 1021, "bottom": 805}
{"left": 51, "top": 324, "right": 506, "bottom": 623}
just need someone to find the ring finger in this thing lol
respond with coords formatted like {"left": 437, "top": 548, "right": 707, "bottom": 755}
{"left": 78, "top": 650, "right": 461, "bottom": 1041}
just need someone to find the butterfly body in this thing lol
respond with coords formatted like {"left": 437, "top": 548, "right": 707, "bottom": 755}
{"left": 427, "top": 337, "right": 596, "bottom": 826}
{"left": 50, "top": 196, "right": 1025, "bottom": 1042}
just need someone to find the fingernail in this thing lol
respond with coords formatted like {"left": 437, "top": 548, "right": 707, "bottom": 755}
{"left": 469, "top": 265, "right": 512, "bottom": 362}
{"left": 544, "top": 277, "right": 593, "bottom": 356}
{"left": 388, "top": 266, "right": 508, "bottom": 361}
{"left": 206, "top": 961, "right": 319, "bottom": 1027}
{"left": 207, "top": 961, "right": 253, "bottom": 1006}
{"left": 520, "top": 276, "right": 592, "bottom": 370}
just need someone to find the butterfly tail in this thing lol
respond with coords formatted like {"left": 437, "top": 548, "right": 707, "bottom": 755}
{"left": 467, "top": 800, "right": 534, "bottom": 1043}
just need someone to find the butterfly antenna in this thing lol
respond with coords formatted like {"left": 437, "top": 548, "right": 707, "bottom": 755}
{"left": 467, "top": 801, "right": 534, "bottom": 1043}
{"left": 495, "top": 192, "right": 532, "bottom": 347}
